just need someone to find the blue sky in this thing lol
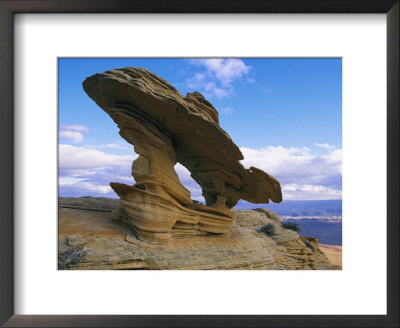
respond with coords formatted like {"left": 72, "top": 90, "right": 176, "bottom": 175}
{"left": 58, "top": 58, "right": 342, "bottom": 203}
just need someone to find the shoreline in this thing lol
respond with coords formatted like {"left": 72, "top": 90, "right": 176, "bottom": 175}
{"left": 319, "top": 244, "right": 342, "bottom": 267}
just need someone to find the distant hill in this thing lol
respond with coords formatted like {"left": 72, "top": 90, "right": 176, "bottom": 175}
{"left": 235, "top": 199, "right": 342, "bottom": 216}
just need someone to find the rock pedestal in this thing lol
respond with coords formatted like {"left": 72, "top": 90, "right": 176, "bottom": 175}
{"left": 83, "top": 67, "right": 282, "bottom": 244}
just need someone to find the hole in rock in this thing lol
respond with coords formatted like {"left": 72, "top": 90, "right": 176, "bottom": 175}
{"left": 134, "top": 185, "right": 145, "bottom": 190}
{"left": 174, "top": 163, "right": 206, "bottom": 204}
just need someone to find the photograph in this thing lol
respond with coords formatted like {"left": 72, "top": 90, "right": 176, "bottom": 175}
{"left": 1, "top": 0, "right": 397, "bottom": 325}
{"left": 58, "top": 58, "right": 342, "bottom": 270}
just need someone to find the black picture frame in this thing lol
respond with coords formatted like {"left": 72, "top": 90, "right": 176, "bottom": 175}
{"left": 0, "top": 1, "right": 398, "bottom": 327}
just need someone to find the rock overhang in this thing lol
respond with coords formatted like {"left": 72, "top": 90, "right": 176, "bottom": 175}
{"left": 83, "top": 67, "right": 282, "bottom": 243}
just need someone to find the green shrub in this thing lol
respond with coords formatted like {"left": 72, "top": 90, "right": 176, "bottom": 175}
{"left": 281, "top": 221, "right": 301, "bottom": 232}
{"left": 258, "top": 223, "right": 276, "bottom": 236}
{"left": 302, "top": 239, "right": 315, "bottom": 252}
{"left": 58, "top": 245, "right": 87, "bottom": 270}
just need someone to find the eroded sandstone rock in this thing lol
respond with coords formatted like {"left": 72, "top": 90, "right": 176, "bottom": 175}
{"left": 66, "top": 234, "right": 87, "bottom": 247}
{"left": 83, "top": 67, "right": 282, "bottom": 243}
{"left": 58, "top": 197, "right": 338, "bottom": 270}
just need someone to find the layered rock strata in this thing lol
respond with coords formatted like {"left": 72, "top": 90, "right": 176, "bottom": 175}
{"left": 58, "top": 197, "right": 339, "bottom": 270}
{"left": 83, "top": 67, "right": 282, "bottom": 243}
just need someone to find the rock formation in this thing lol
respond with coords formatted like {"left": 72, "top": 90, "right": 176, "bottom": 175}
{"left": 58, "top": 197, "right": 340, "bottom": 270}
{"left": 83, "top": 67, "right": 282, "bottom": 244}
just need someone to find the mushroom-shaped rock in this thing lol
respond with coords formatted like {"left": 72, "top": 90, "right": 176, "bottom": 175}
{"left": 83, "top": 67, "right": 282, "bottom": 243}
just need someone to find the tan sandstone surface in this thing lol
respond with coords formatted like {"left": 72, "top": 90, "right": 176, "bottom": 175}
{"left": 58, "top": 197, "right": 340, "bottom": 270}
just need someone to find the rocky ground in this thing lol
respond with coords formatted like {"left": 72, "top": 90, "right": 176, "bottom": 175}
{"left": 58, "top": 197, "right": 341, "bottom": 270}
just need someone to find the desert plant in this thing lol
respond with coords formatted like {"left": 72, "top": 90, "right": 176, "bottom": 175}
{"left": 281, "top": 221, "right": 301, "bottom": 232}
{"left": 302, "top": 239, "right": 315, "bottom": 252}
{"left": 58, "top": 245, "right": 88, "bottom": 270}
{"left": 258, "top": 223, "right": 276, "bottom": 236}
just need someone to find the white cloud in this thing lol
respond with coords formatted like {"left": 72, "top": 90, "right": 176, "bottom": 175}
{"left": 282, "top": 184, "right": 342, "bottom": 200}
{"left": 200, "top": 58, "right": 251, "bottom": 85}
{"left": 77, "top": 182, "right": 112, "bottom": 194}
{"left": 187, "top": 58, "right": 251, "bottom": 98}
{"left": 59, "top": 176, "right": 113, "bottom": 194}
{"left": 315, "top": 142, "right": 336, "bottom": 150}
{"left": 174, "top": 163, "right": 191, "bottom": 180}
{"left": 240, "top": 146, "right": 341, "bottom": 181}
{"left": 222, "top": 107, "right": 235, "bottom": 114}
{"left": 60, "top": 180, "right": 112, "bottom": 194}
{"left": 59, "top": 130, "right": 84, "bottom": 143}
{"left": 84, "top": 143, "right": 131, "bottom": 150}
{"left": 59, "top": 144, "right": 136, "bottom": 170}
{"left": 322, "top": 148, "right": 342, "bottom": 164}
{"left": 204, "top": 81, "right": 231, "bottom": 98}
{"left": 59, "top": 145, "right": 136, "bottom": 197}
{"left": 175, "top": 163, "right": 205, "bottom": 202}
{"left": 59, "top": 177, "right": 87, "bottom": 185}
{"left": 187, "top": 73, "right": 206, "bottom": 88}
{"left": 60, "top": 124, "right": 89, "bottom": 131}
{"left": 60, "top": 168, "right": 99, "bottom": 177}
{"left": 59, "top": 124, "right": 90, "bottom": 143}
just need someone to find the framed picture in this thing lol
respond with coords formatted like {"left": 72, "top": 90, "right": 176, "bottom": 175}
{"left": 1, "top": 0, "right": 398, "bottom": 327}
